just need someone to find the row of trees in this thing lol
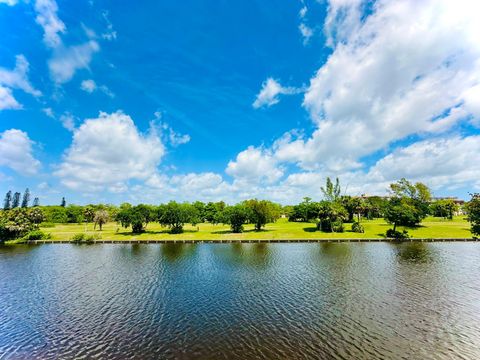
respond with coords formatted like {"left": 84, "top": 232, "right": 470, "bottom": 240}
{"left": 115, "top": 199, "right": 281, "bottom": 234}
{"left": 3, "top": 188, "right": 67, "bottom": 210}
{"left": 2, "top": 178, "right": 479, "bottom": 241}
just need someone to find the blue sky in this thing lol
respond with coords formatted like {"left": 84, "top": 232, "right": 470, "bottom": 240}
{"left": 1, "top": 0, "right": 480, "bottom": 205}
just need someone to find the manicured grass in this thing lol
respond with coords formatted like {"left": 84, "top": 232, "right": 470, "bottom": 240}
{"left": 40, "top": 216, "right": 473, "bottom": 241}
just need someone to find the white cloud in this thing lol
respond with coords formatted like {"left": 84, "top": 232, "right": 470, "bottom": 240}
{"left": 0, "top": 129, "right": 41, "bottom": 175}
{"left": 0, "top": 0, "right": 18, "bottom": 6}
{"left": 55, "top": 111, "right": 165, "bottom": 192}
{"left": 60, "top": 112, "right": 75, "bottom": 131}
{"left": 0, "top": 55, "right": 41, "bottom": 110}
{"left": 299, "top": 6, "right": 307, "bottom": 18}
{"left": 34, "top": 0, "right": 66, "bottom": 48}
{"left": 269, "top": 0, "right": 480, "bottom": 172}
{"left": 367, "top": 136, "right": 480, "bottom": 191}
{"left": 0, "top": 87, "right": 21, "bottom": 110}
{"left": 42, "top": 107, "right": 55, "bottom": 118}
{"left": 226, "top": 146, "right": 283, "bottom": 184}
{"left": 48, "top": 40, "right": 100, "bottom": 84}
{"left": 80, "top": 79, "right": 114, "bottom": 97}
{"left": 101, "top": 10, "right": 117, "bottom": 41}
{"left": 80, "top": 79, "right": 96, "bottom": 93}
{"left": 299, "top": 23, "right": 313, "bottom": 44}
{"left": 253, "top": 78, "right": 299, "bottom": 108}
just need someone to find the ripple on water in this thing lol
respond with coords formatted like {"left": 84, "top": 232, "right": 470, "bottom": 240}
{"left": 0, "top": 243, "right": 480, "bottom": 359}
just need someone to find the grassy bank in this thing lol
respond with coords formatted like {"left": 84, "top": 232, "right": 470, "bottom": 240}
{"left": 38, "top": 216, "right": 472, "bottom": 241}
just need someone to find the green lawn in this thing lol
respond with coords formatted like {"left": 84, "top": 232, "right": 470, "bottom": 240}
{"left": 40, "top": 216, "right": 473, "bottom": 241}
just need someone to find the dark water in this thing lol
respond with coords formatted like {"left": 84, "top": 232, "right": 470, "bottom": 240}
{"left": 1, "top": 243, "right": 479, "bottom": 360}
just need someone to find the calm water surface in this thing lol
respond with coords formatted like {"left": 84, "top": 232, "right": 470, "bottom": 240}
{"left": 1, "top": 243, "right": 479, "bottom": 359}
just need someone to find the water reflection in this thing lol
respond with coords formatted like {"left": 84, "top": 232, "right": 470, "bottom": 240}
{"left": 395, "top": 242, "right": 435, "bottom": 263}
{"left": 0, "top": 243, "right": 479, "bottom": 359}
{"left": 160, "top": 243, "right": 197, "bottom": 262}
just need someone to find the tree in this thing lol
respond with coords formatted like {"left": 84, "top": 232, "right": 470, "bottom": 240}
{"left": 466, "top": 193, "right": 480, "bottom": 237}
{"left": 384, "top": 197, "right": 421, "bottom": 233}
{"left": 83, "top": 206, "right": 95, "bottom": 223}
{"left": 60, "top": 197, "right": 66, "bottom": 207}
{"left": 204, "top": 201, "right": 225, "bottom": 224}
{"left": 21, "top": 188, "right": 30, "bottom": 208}
{"left": 32, "top": 197, "right": 40, "bottom": 207}
{"left": 387, "top": 179, "right": 432, "bottom": 225}
{"left": 321, "top": 177, "right": 341, "bottom": 202}
{"left": 289, "top": 198, "right": 319, "bottom": 222}
{"left": 3, "top": 190, "right": 12, "bottom": 210}
{"left": 340, "top": 196, "right": 363, "bottom": 223}
{"left": 66, "top": 205, "right": 84, "bottom": 223}
{"left": 12, "top": 192, "right": 21, "bottom": 208}
{"left": 430, "top": 199, "right": 458, "bottom": 220}
{"left": 28, "top": 207, "right": 45, "bottom": 225}
{"left": 158, "top": 202, "right": 194, "bottom": 234}
{"left": 244, "top": 199, "right": 280, "bottom": 231}
{"left": 0, "top": 208, "right": 37, "bottom": 240}
{"left": 93, "top": 210, "right": 109, "bottom": 231}
{"left": 317, "top": 201, "right": 347, "bottom": 232}
{"left": 223, "top": 204, "right": 249, "bottom": 233}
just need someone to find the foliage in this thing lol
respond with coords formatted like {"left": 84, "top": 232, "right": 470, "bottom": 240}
{"left": 363, "top": 196, "right": 387, "bottom": 219}
{"left": 61, "top": 197, "right": 66, "bottom": 207}
{"left": 340, "top": 196, "right": 363, "bottom": 222}
{"left": 351, "top": 221, "right": 364, "bottom": 233}
{"left": 384, "top": 197, "right": 423, "bottom": 231}
{"left": 430, "top": 200, "right": 458, "bottom": 220}
{"left": 317, "top": 201, "right": 347, "bottom": 232}
{"left": 29, "top": 207, "right": 45, "bottom": 225}
{"left": 243, "top": 199, "right": 281, "bottom": 231}
{"left": 23, "top": 230, "right": 51, "bottom": 241}
{"left": 386, "top": 229, "right": 410, "bottom": 239}
{"left": 21, "top": 188, "right": 30, "bottom": 208}
{"left": 466, "top": 193, "right": 480, "bottom": 237}
{"left": 0, "top": 208, "right": 37, "bottom": 240}
{"left": 3, "top": 190, "right": 12, "bottom": 210}
{"left": 223, "top": 204, "right": 249, "bottom": 233}
{"left": 94, "top": 210, "right": 109, "bottom": 231}
{"left": 83, "top": 206, "right": 95, "bottom": 223}
{"left": 70, "top": 233, "right": 101, "bottom": 243}
{"left": 116, "top": 204, "right": 155, "bottom": 233}
{"left": 66, "top": 205, "right": 84, "bottom": 223}
{"left": 321, "top": 177, "right": 341, "bottom": 202}
{"left": 204, "top": 201, "right": 226, "bottom": 224}
{"left": 158, "top": 202, "right": 196, "bottom": 234}
{"left": 12, "top": 192, "right": 21, "bottom": 208}
{"left": 289, "top": 197, "right": 319, "bottom": 222}
{"left": 384, "top": 179, "right": 432, "bottom": 233}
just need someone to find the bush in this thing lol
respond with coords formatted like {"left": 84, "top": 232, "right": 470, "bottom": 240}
{"left": 71, "top": 233, "right": 101, "bottom": 243}
{"left": 386, "top": 229, "right": 410, "bottom": 239}
{"left": 351, "top": 221, "right": 365, "bottom": 233}
{"left": 23, "top": 230, "right": 51, "bottom": 240}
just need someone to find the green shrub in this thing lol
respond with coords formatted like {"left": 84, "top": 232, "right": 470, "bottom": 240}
{"left": 386, "top": 229, "right": 410, "bottom": 239}
{"left": 71, "top": 233, "right": 101, "bottom": 243}
{"left": 351, "top": 221, "right": 365, "bottom": 233}
{"left": 23, "top": 230, "right": 51, "bottom": 240}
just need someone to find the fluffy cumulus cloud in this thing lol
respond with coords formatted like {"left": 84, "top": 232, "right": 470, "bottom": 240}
{"left": 55, "top": 111, "right": 165, "bottom": 192}
{"left": 367, "top": 136, "right": 480, "bottom": 190}
{"left": 253, "top": 78, "right": 299, "bottom": 108}
{"left": 287, "top": 0, "right": 480, "bottom": 171}
{"left": 0, "top": 129, "right": 41, "bottom": 175}
{"left": 226, "top": 146, "right": 283, "bottom": 184}
{"left": 0, "top": 55, "right": 41, "bottom": 110}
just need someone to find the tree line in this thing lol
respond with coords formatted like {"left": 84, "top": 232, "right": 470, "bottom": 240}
{"left": 1, "top": 178, "right": 479, "bottom": 242}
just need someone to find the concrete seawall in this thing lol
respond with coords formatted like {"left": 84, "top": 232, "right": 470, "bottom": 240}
{"left": 24, "top": 238, "right": 478, "bottom": 244}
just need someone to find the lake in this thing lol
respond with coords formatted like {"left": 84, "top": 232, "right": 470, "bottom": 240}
{"left": 1, "top": 243, "right": 479, "bottom": 359}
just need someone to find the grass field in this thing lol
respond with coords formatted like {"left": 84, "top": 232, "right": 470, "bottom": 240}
{"left": 39, "top": 216, "right": 473, "bottom": 241}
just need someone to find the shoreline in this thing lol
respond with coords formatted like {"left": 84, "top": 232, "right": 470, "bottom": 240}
{"left": 10, "top": 237, "right": 478, "bottom": 244}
